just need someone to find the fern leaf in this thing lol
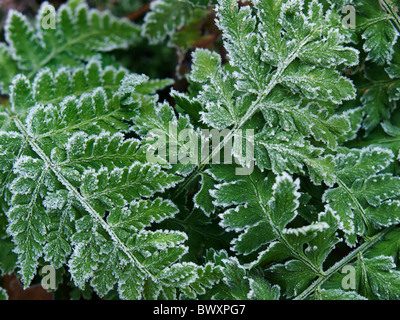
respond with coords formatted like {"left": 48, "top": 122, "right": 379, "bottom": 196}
{"left": 323, "top": 147, "right": 400, "bottom": 246}
{"left": 358, "top": 0, "right": 399, "bottom": 65}
{"left": 326, "top": 255, "right": 400, "bottom": 300}
{"left": 0, "top": 63, "right": 208, "bottom": 299}
{"left": 142, "top": 0, "right": 208, "bottom": 44}
{"left": 212, "top": 166, "right": 339, "bottom": 277}
{"left": 208, "top": 253, "right": 280, "bottom": 300}
{"left": 179, "top": 0, "right": 358, "bottom": 182}
{"left": 311, "top": 289, "right": 367, "bottom": 300}
{"left": 0, "top": 1, "right": 139, "bottom": 92}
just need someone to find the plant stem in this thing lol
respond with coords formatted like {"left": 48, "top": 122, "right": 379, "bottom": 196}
{"left": 381, "top": 0, "right": 400, "bottom": 33}
{"left": 13, "top": 117, "right": 156, "bottom": 281}
{"left": 294, "top": 225, "right": 395, "bottom": 300}
{"left": 337, "top": 178, "right": 372, "bottom": 233}
{"left": 172, "top": 28, "right": 321, "bottom": 200}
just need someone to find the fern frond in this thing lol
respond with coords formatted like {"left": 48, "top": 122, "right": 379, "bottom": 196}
{"left": 209, "top": 165, "right": 341, "bottom": 298}
{"left": 0, "top": 1, "right": 139, "bottom": 93}
{"left": 178, "top": 0, "right": 358, "bottom": 183}
{"left": 323, "top": 147, "right": 400, "bottom": 246}
{"left": 0, "top": 62, "right": 219, "bottom": 299}
{"left": 142, "top": 0, "right": 210, "bottom": 44}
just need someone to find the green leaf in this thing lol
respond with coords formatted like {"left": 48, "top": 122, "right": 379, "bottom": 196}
{"left": 266, "top": 260, "right": 318, "bottom": 298}
{"left": 281, "top": 61, "right": 356, "bottom": 104}
{"left": 358, "top": 0, "right": 398, "bottom": 65}
{"left": 361, "top": 85, "right": 396, "bottom": 134}
{"left": 211, "top": 257, "right": 278, "bottom": 300}
{"left": 323, "top": 147, "right": 399, "bottom": 246}
{"left": 181, "top": 0, "right": 357, "bottom": 182}
{"left": 0, "top": 60, "right": 204, "bottom": 298}
{"left": 365, "top": 227, "right": 400, "bottom": 263}
{"left": 0, "top": 238, "right": 18, "bottom": 275}
{"left": 213, "top": 167, "right": 338, "bottom": 281}
{"left": 311, "top": 289, "right": 367, "bottom": 300}
{"left": 1, "top": 1, "right": 139, "bottom": 91}
{"left": 248, "top": 277, "right": 281, "bottom": 300}
{"left": 142, "top": 0, "right": 207, "bottom": 44}
{"left": 327, "top": 255, "right": 400, "bottom": 300}
{"left": 194, "top": 172, "right": 216, "bottom": 216}
{"left": 0, "top": 288, "right": 8, "bottom": 300}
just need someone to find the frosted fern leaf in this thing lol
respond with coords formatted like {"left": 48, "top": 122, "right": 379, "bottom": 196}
{"left": 0, "top": 62, "right": 218, "bottom": 299}
{"left": 176, "top": 0, "right": 358, "bottom": 183}
{"left": 209, "top": 165, "right": 340, "bottom": 298}
{"left": 142, "top": 0, "right": 212, "bottom": 44}
{"left": 323, "top": 147, "right": 400, "bottom": 246}
{"left": 0, "top": 0, "right": 139, "bottom": 93}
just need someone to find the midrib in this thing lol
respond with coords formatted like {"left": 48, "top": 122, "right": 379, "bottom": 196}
{"left": 27, "top": 30, "right": 118, "bottom": 79}
{"left": 13, "top": 116, "right": 156, "bottom": 280}
{"left": 173, "top": 29, "right": 320, "bottom": 200}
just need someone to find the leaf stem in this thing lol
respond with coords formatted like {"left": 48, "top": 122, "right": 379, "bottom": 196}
{"left": 380, "top": 0, "right": 400, "bottom": 33}
{"left": 294, "top": 225, "right": 395, "bottom": 300}
{"left": 13, "top": 117, "right": 156, "bottom": 281}
{"left": 248, "top": 175, "right": 323, "bottom": 276}
{"left": 337, "top": 178, "right": 372, "bottom": 233}
{"left": 172, "top": 28, "right": 320, "bottom": 199}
